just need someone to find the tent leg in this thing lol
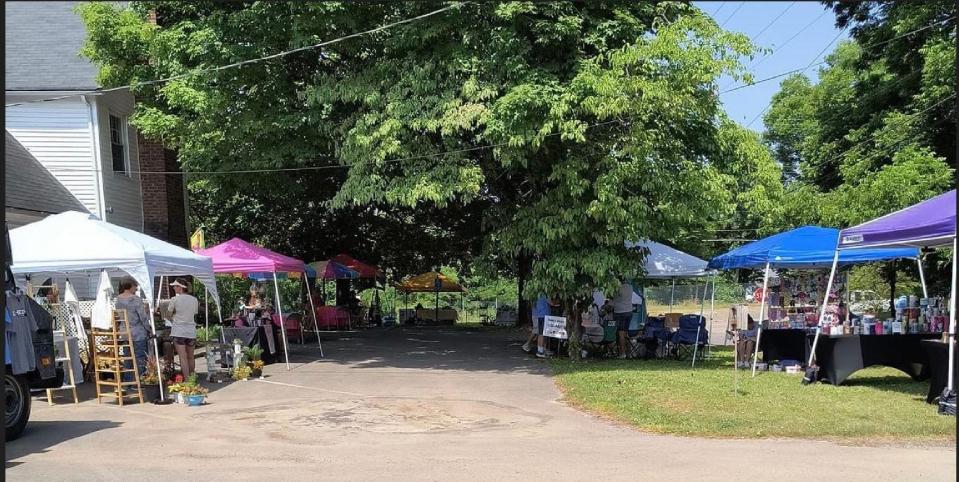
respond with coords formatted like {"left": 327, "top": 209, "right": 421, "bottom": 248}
{"left": 692, "top": 276, "right": 708, "bottom": 368}
{"left": 273, "top": 273, "right": 291, "bottom": 370}
{"left": 808, "top": 251, "right": 840, "bottom": 369}
{"left": 752, "top": 262, "right": 771, "bottom": 377}
{"left": 669, "top": 278, "right": 675, "bottom": 313}
{"left": 947, "top": 238, "right": 956, "bottom": 392}
{"left": 304, "top": 272, "right": 323, "bottom": 357}
{"left": 146, "top": 297, "right": 165, "bottom": 402}
{"left": 155, "top": 276, "right": 165, "bottom": 309}
{"left": 917, "top": 256, "right": 929, "bottom": 299}
{"left": 204, "top": 288, "right": 209, "bottom": 333}
{"left": 708, "top": 273, "right": 716, "bottom": 357}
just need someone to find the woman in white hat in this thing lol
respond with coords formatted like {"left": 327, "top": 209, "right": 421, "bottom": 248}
{"left": 167, "top": 278, "right": 200, "bottom": 379}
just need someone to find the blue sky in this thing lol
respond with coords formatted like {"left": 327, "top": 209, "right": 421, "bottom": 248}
{"left": 694, "top": 1, "right": 848, "bottom": 131}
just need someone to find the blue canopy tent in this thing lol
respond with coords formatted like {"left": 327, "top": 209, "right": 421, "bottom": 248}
{"left": 708, "top": 226, "right": 920, "bottom": 376}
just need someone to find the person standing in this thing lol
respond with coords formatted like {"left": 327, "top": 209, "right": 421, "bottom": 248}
{"left": 612, "top": 282, "right": 635, "bottom": 359}
{"left": 166, "top": 278, "right": 199, "bottom": 379}
{"left": 115, "top": 277, "right": 152, "bottom": 381}
{"left": 523, "top": 295, "right": 550, "bottom": 356}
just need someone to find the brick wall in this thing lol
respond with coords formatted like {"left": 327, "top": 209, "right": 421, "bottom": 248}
{"left": 139, "top": 133, "right": 188, "bottom": 247}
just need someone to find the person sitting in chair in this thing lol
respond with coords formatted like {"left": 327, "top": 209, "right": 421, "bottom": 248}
{"left": 727, "top": 307, "right": 757, "bottom": 369}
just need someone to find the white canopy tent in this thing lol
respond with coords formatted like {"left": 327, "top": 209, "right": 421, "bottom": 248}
{"left": 10, "top": 211, "right": 222, "bottom": 401}
{"left": 626, "top": 240, "right": 714, "bottom": 365}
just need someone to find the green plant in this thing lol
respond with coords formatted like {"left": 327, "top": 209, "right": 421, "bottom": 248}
{"left": 232, "top": 365, "right": 252, "bottom": 381}
{"left": 242, "top": 344, "right": 263, "bottom": 362}
{"left": 196, "top": 325, "right": 222, "bottom": 344}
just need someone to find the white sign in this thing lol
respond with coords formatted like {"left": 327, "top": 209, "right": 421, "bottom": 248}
{"left": 543, "top": 315, "right": 568, "bottom": 340}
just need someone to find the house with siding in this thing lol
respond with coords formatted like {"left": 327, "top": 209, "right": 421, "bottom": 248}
{"left": 5, "top": 1, "right": 189, "bottom": 246}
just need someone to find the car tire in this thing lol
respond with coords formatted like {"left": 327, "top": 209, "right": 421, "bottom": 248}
{"left": 5, "top": 372, "right": 31, "bottom": 441}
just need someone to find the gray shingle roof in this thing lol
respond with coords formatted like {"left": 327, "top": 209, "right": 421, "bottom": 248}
{"left": 5, "top": 1, "right": 101, "bottom": 91}
{"left": 5, "top": 131, "right": 89, "bottom": 215}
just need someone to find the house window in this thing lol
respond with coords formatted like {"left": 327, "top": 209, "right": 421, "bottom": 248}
{"left": 109, "top": 115, "right": 129, "bottom": 174}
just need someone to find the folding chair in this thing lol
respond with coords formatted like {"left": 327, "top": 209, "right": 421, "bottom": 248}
{"left": 641, "top": 317, "right": 669, "bottom": 359}
{"left": 671, "top": 314, "right": 708, "bottom": 361}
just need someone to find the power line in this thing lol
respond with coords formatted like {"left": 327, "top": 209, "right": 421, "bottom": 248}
{"left": 751, "top": 2, "right": 797, "bottom": 43}
{"left": 4, "top": 3, "right": 462, "bottom": 108}
{"left": 719, "top": 2, "right": 744, "bottom": 28}
{"left": 746, "top": 27, "right": 847, "bottom": 128}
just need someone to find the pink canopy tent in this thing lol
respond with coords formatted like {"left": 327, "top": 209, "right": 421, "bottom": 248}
{"left": 196, "top": 238, "right": 323, "bottom": 368}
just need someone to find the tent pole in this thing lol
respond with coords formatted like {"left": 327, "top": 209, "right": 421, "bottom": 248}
{"left": 155, "top": 275, "right": 165, "bottom": 309}
{"left": 669, "top": 278, "right": 675, "bottom": 313}
{"left": 752, "top": 262, "right": 771, "bottom": 377}
{"left": 709, "top": 273, "right": 717, "bottom": 357}
{"left": 273, "top": 273, "right": 291, "bottom": 370}
{"left": 304, "top": 271, "right": 323, "bottom": 356}
{"left": 917, "top": 256, "right": 929, "bottom": 299}
{"left": 204, "top": 288, "right": 209, "bottom": 333}
{"left": 808, "top": 251, "right": 840, "bottom": 369}
{"left": 692, "top": 276, "right": 708, "bottom": 368}
{"left": 146, "top": 296, "right": 165, "bottom": 402}
{"left": 947, "top": 238, "right": 956, "bottom": 392}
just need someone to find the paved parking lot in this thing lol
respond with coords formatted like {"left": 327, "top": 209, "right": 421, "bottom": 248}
{"left": 6, "top": 327, "right": 955, "bottom": 480}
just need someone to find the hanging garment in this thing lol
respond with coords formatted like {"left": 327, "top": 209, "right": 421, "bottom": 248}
{"left": 5, "top": 290, "right": 38, "bottom": 374}
{"left": 63, "top": 280, "right": 88, "bottom": 342}
{"left": 90, "top": 271, "right": 114, "bottom": 330}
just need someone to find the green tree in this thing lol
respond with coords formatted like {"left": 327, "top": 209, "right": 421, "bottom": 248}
{"left": 80, "top": 2, "right": 782, "bottom": 358}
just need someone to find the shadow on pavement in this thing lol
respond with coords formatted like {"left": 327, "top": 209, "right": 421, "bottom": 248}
{"left": 5, "top": 420, "right": 122, "bottom": 466}
{"left": 280, "top": 325, "right": 553, "bottom": 375}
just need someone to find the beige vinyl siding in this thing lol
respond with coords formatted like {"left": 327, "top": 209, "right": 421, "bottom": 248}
{"left": 5, "top": 99, "right": 102, "bottom": 216}
{"left": 96, "top": 90, "right": 144, "bottom": 231}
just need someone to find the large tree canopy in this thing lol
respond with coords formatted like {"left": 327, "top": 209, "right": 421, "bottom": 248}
{"left": 764, "top": 0, "right": 955, "bottom": 228}
{"left": 80, "top": 2, "right": 787, "bottom": 353}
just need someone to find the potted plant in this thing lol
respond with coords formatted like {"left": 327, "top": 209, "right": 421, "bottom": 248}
{"left": 243, "top": 345, "right": 265, "bottom": 377}
{"left": 180, "top": 374, "right": 209, "bottom": 406}
{"left": 141, "top": 357, "right": 163, "bottom": 401}
{"left": 167, "top": 374, "right": 186, "bottom": 404}
{"left": 232, "top": 364, "right": 252, "bottom": 381}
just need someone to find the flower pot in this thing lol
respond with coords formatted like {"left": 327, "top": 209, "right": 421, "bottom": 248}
{"left": 176, "top": 392, "right": 185, "bottom": 404}
{"left": 185, "top": 394, "right": 205, "bottom": 406}
{"left": 143, "top": 384, "right": 161, "bottom": 402}
{"left": 250, "top": 368, "right": 262, "bottom": 378}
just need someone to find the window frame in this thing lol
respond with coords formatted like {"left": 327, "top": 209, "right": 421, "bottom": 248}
{"left": 108, "top": 114, "right": 131, "bottom": 176}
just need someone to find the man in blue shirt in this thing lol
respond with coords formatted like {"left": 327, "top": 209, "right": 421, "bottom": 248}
{"left": 522, "top": 296, "right": 551, "bottom": 357}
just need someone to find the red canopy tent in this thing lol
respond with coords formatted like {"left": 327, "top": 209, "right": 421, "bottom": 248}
{"left": 331, "top": 253, "right": 381, "bottom": 279}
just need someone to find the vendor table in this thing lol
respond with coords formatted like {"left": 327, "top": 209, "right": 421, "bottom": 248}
{"left": 759, "top": 329, "right": 811, "bottom": 364}
{"left": 222, "top": 326, "right": 278, "bottom": 364}
{"left": 815, "top": 333, "right": 939, "bottom": 386}
{"left": 316, "top": 306, "right": 350, "bottom": 330}
{"left": 920, "top": 339, "right": 957, "bottom": 404}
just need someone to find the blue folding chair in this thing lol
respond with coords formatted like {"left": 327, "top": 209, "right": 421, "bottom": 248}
{"left": 671, "top": 314, "right": 708, "bottom": 361}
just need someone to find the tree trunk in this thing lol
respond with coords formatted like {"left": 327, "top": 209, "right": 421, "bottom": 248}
{"left": 564, "top": 299, "right": 582, "bottom": 361}
{"left": 516, "top": 252, "right": 531, "bottom": 327}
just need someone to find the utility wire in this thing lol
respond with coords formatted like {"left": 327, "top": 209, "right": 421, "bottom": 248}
{"left": 750, "top": 2, "right": 797, "bottom": 43}
{"left": 719, "top": 2, "right": 744, "bottom": 28}
{"left": 4, "top": 3, "right": 462, "bottom": 108}
{"left": 746, "top": 27, "right": 847, "bottom": 128}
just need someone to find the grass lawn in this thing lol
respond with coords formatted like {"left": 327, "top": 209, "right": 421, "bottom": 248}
{"left": 550, "top": 347, "right": 956, "bottom": 442}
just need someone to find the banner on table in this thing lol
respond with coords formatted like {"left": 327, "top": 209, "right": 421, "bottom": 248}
{"left": 543, "top": 315, "right": 568, "bottom": 339}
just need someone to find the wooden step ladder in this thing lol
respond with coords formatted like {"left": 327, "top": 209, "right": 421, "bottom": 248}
{"left": 46, "top": 327, "right": 79, "bottom": 405}
{"left": 91, "top": 309, "right": 144, "bottom": 405}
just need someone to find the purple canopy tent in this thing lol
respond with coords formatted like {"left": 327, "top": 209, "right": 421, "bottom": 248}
{"left": 813, "top": 190, "right": 956, "bottom": 393}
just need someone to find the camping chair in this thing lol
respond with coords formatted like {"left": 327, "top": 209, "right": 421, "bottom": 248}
{"left": 579, "top": 305, "right": 617, "bottom": 358}
{"left": 625, "top": 311, "right": 646, "bottom": 359}
{"left": 284, "top": 313, "right": 304, "bottom": 344}
{"left": 671, "top": 314, "right": 708, "bottom": 361}
{"left": 641, "top": 317, "right": 669, "bottom": 359}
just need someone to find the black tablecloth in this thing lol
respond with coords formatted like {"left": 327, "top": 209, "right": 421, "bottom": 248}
{"left": 760, "top": 329, "right": 811, "bottom": 364}
{"left": 222, "top": 326, "right": 280, "bottom": 365}
{"left": 815, "top": 334, "right": 939, "bottom": 386}
{"left": 921, "top": 340, "right": 957, "bottom": 404}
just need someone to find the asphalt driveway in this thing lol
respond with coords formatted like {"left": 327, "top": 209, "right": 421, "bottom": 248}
{"left": 6, "top": 326, "right": 955, "bottom": 480}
